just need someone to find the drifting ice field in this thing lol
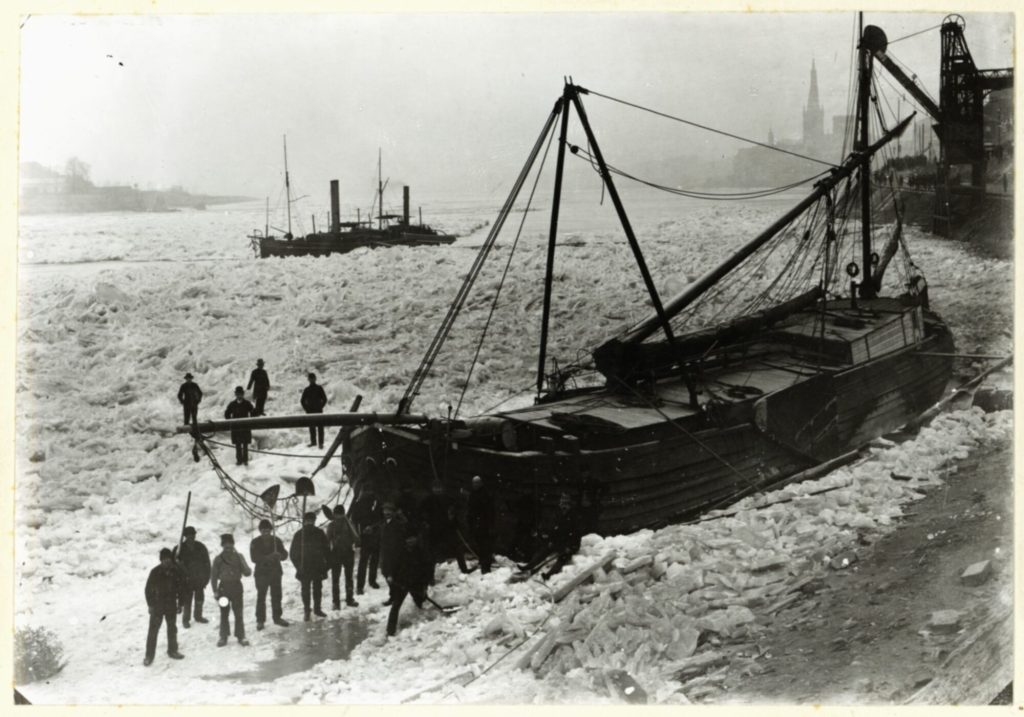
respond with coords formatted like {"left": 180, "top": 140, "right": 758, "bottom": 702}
{"left": 14, "top": 192, "right": 1013, "bottom": 703}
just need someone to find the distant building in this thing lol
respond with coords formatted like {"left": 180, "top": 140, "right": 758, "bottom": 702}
{"left": 731, "top": 61, "right": 852, "bottom": 187}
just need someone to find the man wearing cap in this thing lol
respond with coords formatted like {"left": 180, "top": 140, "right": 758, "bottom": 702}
{"left": 210, "top": 534, "right": 253, "bottom": 647}
{"left": 325, "top": 504, "right": 360, "bottom": 609}
{"left": 224, "top": 386, "right": 255, "bottom": 466}
{"left": 289, "top": 512, "right": 330, "bottom": 621}
{"left": 144, "top": 547, "right": 187, "bottom": 666}
{"left": 247, "top": 359, "right": 271, "bottom": 417}
{"left": 249, "top": 520, "right": 290, "bottom": 630}
{"left": 300, "top": 373, "right": 328, "bottom": 449}
{"left": 177, "top": 373, "right": 203, "bottom": 427}
{"left": 467, "top": 475, "right": 495, "bottom": 574}
{"left": 176, "top": 526, "right": 211, "bottom": 627}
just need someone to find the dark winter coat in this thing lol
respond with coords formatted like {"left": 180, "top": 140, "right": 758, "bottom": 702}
{"left": 145, "top": 562, "right": 188, "bottom": 613}
{"left": 178, "top": 381, "right": 203, "bottom": 407}
{"left": 289, "top": 525, "right": 330, "bottom": 580}
{"left": 247, "top": 368, "right": 270, "bottom": 395}
{"left": 301, "top": 384, "right": 328, "bottom": 413}
{"left": 544, "top": 508, "right": 583, "bottom": 557}
{"left": 210, "top": 548, "right": 252, "bottom": 595}
{"left": 421, "top": 492, "right": 461, "bottom": 560}
{"left": 176, "top": 539, "right": 211, "bottom": 588}
{"left": 224, "top": 398, "right": 255, "bottom": 444}
{"left": 379, "top": 515, "right": 409, "bottom": 580}
{"left": 350, "top": 494, "right": 383, "bottom": 543}
{"left": 249, "top": 534, "right": 287, "bottom": 579}
{"left": 325, "top": 517, "right": 358, "bottom": 564}
{"left": 467, "top": 487, "right": 495, "bottom": 535}
{"left": 392, "top": 534, "right": 433, "bottom": 592}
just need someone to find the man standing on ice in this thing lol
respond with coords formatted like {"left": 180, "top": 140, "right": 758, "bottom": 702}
{"left": 143, "top": 547, "right": 187, "bottom": 666}
{"left": 385, "top": 531, "right": 433, "bottom": 637}
{"left": 300, "top": 372, "right": 328, "bottom": 448}
{"left": 176, "top": 526, "right": 211, "bottom": 628}
{"left": 224, "top": 386, "right": 255, "bottom": 465}
{"left": 210, "top": 533, "right": 252, "bottom": 647}
{"left": 326, "top": 503, "right": 360, "bottom": 609}
{"left": 249, "top": 519, "right": 290, "bottom": 630}
{"left": 246, "top": 358, "right": 270, "bottom": 417}
{"left": 351, "top": 486, "right": 383, "bottom": 594}
{"left": 467, "top": 475, "right": 495, "bottom": 574}
{"left": 290, "top": 512, "right": 330, "bottom": 621}
{"left": 177, "top": 373, "right": 203, "bottom": 427}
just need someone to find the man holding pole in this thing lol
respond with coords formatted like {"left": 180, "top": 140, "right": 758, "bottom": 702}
{"left": 326, "top": 504, "right": 360, "bottom": 609}
{"left": 176, "top": 526, "right": 211, "bottom": 627}
{"left": 249, "top": 519, "right": 290, "bottom": 630}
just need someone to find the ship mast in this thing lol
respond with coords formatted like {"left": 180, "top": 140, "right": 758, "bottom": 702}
{"left": 283, "top": 135, "right": 292, "bottom": 239}
{"left": 857, "top": 13, "right": 877, "bottom": 298}
{"left": 377, "top": 149, "right": 383, "bottom": 230}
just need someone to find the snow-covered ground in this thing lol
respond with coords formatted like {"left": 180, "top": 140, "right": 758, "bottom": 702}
{"left": 14, "top": 190, "right": 1013, "bottom": 703}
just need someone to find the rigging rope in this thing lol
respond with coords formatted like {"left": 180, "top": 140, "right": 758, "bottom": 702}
{"left": 568, "top": 145, "right": 831, "bottom": 200}
{"left": 454, "top": 118, "right": 558, "bottom": 418}
{"left": 585, "top": 88, "right": 841, "bottom": 169}
{"left": 399, "top": 102, "right": 562, "bottom": 413}
{"left": 888, "top": 23, "right": 943, "bottom": 45}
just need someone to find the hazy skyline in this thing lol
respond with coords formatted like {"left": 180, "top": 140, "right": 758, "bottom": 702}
{"left": 20, "top": 12, "right": 1013, "bottom": 202}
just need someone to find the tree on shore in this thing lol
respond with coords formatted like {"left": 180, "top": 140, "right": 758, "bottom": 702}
{"left": 64, "top": 156, "right": 93, "bottom": 193}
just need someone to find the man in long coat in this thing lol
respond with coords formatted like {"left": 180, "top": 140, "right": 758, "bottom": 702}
{"left": 224, "top": 386, "right": 255, "bottom": 465}
{"left": 385, "top": 532, "right": 433, "bottom": 637}
{"left": 176, "top": 526, "right": 211, "bottom": 627}
{"left": 300, "top": 373, "right": 328, "bottom": 448}
{"left": 144, "top": 548, "right": 187, "bottom": 666}
{"left": 246, "top": 358, "right": 270, "bottom": 417}
{"left": 290, "top": 512, "right": 330, "bottom": 620}
{"left": 326, "top": 504, "right": 360, "bottom": 609}
{"left": 177, "top": 373, "right": 202, "bottom": 427}
{"left": 420, "top": 486, "right": 470, "bottom": 577}
{"left": 249, "top": 519, "right": 290, "bottom": 630}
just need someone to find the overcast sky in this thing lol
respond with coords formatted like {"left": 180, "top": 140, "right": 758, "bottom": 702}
{"left": 19, "top": 12, "right": 1013, "bottom": 199}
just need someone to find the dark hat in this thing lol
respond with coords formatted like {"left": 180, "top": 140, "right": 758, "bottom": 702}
{"left": 258, "top": 519, "right": 272, "bottom": 530}
{"left": 184, "top": 373, "right": 194, "bottom": 380}
{"left": 159, "top": 547, "right": 173, "bottom": 560}
{"left": 303, "top": 511, "right": 316, "bottom": 522}
{"left": 234, "top": 386, "right": 244, "bottom": 395}
{"left": 183, "top": 526, "right": 196, "bottom": 537}
{"left": 335, "top": 504, "right": 345, "bottom": 514}
{"left": 220, "top": 533, "right": 234, "bottom": 546}
{"left": 256, "top": 358, "right": 265, "bottom": 365}
{"left": 307, "top": 372, "right": 316, "bottom": 381}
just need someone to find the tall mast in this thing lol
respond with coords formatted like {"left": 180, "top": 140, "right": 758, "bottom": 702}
{"left": 857, "top": 13, "right": 876, "bottom": 298}
{"left": 377, "top": 148, "right": 383, "bottom": 230}
{"left": 264, "top": 196, "right": 269, "bottom": 238}
{"left": 283, "top": 135, "right": 292, "bottom": 238}
{"left": 537, "top": 84, "right": 572, "bottom": 396}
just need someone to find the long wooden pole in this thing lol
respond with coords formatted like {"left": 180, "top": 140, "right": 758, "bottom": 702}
{"left": 176, "top": 411, "right": 430, "bottom": 435}
{"left": 537, "top": 87, "right": 572, "bottom": 396}
{"left": 175, "top": 491, "right": 192, "bottom": 560}
{"left": 857, "top": 14, "right": 877, "bottom": 298}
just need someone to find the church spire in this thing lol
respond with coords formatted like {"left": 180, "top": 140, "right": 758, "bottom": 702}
{"left": 807, "top": 58, "right": 821, "bottom": 111}
{"left": 802, "top": 58, "right": 825, "bottom": 146}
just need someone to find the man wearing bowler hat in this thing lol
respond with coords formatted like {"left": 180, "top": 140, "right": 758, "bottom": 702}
{"left": 247, "top": 358, "right": 271, "bottom": 417}
{"left": 249, "top": 519, "right": 290, "bottom": 630}
{"left": 300, "top": 373, "right": 328, "bottom": 448}
{"left": 210, "top": 533, "right": 252, "bottom": 647}
{"left": 224, "top": 386, "right": 255, "bottom": 465}
{"left": 177, "top": 373, "right": 203, "bottom": 427}
{"left": 144, "top": 547, "right": 187, "bottom": 666}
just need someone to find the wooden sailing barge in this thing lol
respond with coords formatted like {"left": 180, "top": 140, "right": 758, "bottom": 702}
{"left": 250, "top": 147, "right": 455, "bottom": 259}
{"left": 195, "top": 24, "right": 953, "bottom": 550}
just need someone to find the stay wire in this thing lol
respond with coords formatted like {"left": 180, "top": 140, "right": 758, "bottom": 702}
{"left": 585, "top": 88, "right": 841, "bottom": 169}
{"left": 454, "top": 118, "right": 558, "bottom": 418}
{"left": 888, "top": 23, "right": 943, "bottom": 45}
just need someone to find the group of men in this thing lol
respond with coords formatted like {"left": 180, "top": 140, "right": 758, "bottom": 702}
{"left": 177, "top": 360, "right": 330, "bottom": 465}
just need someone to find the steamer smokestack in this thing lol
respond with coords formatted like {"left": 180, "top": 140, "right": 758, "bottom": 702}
{"left": 330, "top": 180, "right": 340, "bottom": 234}
{"left": 403, "top": 186, "right": 410, "bottom": 225}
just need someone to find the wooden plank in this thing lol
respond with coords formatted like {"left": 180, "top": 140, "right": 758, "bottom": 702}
{"left": 552, "top": 552, "right": 617, "bottom": 603}
{"left": 904, "top": 605, "right": 1012, "bottom": 704}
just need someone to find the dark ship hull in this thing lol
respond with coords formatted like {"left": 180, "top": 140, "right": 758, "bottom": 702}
{"left": 346, "top": 298, "right": 954, "bottom": 551}
{"left": 256, "top": 226, "right": 455, "bottom": 258}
